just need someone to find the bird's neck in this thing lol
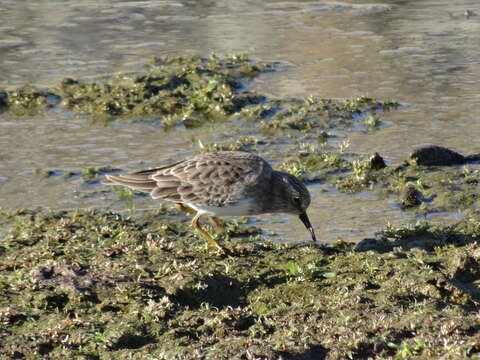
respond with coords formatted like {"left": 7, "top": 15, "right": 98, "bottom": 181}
{"left": 261, "top": 172, "right": 290, "bottom": 214}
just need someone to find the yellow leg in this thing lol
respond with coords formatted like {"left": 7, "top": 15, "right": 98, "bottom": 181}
{"left": 175, "top": 203, "right": 196, "bottom": 214}
{"left": 191, "top": 213, "right": 230, "bottom": 254}
{"left": 208, "top": 216, "right": 226, "bottom": 235}
{"left": 177, "top": 203, "right": 226, "bottom": 235}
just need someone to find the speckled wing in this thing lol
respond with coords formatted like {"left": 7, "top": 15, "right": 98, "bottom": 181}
{"left": 104, "top": 151, "right": 273, "bottom": 207}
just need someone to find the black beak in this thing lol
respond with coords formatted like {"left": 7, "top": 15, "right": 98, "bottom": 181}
{"left": 299, "top": 212, "right": 316, "bottom": 242}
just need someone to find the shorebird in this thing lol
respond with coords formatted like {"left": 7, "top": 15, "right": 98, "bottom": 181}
{"left": 104, "top": 151, "right": 316, "bottom": 253}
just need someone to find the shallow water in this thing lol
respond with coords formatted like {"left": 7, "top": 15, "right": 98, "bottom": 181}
{"left": 1, "top": 0, "right": 479, "bottom": 243}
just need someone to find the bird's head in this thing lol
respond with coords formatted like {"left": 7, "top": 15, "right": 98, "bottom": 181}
{"left": 279, "top": 172, "right": 316, "bottom": 242}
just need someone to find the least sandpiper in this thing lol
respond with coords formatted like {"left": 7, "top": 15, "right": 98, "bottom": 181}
{"left": 104, "top": 151, "right": 316, "bottom": 253}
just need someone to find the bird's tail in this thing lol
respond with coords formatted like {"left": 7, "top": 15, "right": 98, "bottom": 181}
{"left": 103, "top": 168, "right": 159, "bottom": 192}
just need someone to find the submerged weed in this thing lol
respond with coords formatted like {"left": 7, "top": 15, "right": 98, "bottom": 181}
{"left": 365, "top": 114, "right": 382, "bottom": 130}
{"left": 260, "top": 96, "right": 398, "bottom": 132}
{"left": 199, "top": 136, "right": 259, "bottom": 153}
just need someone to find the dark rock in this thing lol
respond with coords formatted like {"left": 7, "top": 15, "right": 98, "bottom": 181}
{"left": 400, "top": 184, "right": 423, "bottom": 209}
{"left": 367, "top": 152, "right": 387, "bottom": 170}
{"left": 0, "top": 91, "right": 8, "bottom": 109}
{"left": 409, "top": 145, "right": 466, "bottom": 166}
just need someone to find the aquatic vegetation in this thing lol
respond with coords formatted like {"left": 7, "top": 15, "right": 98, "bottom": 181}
{"left": 81, "top": 167, "right": 100, "bottom": 183}
{"left": 336, "top": 153, "right": 386, "bottom": 193}
{"left": 111, "top": 187, "right": 136, "bottom": 214}
{"left": 365, "top": 114, "right": 382, "bottom": 130}
{"left": 317, "top": 130, "right": 330, "bottom": 143}
{"left": 0, "top": 55, "right": 271, "bottom": 121}
{"left": 199, "top": 136, "right": 260, "bottom": 153}
{"left": 329, "top": 148, "right": 480, "bottom": 215}
{"left": 80, "top": 166, "right": 120, "bottom": 184}
{"left": 0, "top": 86, "right": 51, "bottom": 116}
{"left": 278, "top": 147, "right": 351, "bottom": 183}
{"left": 235, "top": 104, "right": 272, "bottom": 121}
{"left": 56, "top": 54, "right": 270, "bottom": 119}
{"left": 33, "top": 168, "right": 56, "bottom": 178}
{"left": 281, "top": 161, "right": 308, "bottom": 178}
{"left": 259, "top": 96, "right": 398, "bottom": 132}
{"left": 1, "top": 209, "right": 480, "bottom": 359}
{"left": 0, "top": 56, "right": 400, "bottom": 139}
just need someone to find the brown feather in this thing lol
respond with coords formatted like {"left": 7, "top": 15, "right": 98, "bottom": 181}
{"left": 104, "top": 175, "right": 156, "bottom": 191}
{"left": 103, "top": 151, "right": 273, "bottom": 207}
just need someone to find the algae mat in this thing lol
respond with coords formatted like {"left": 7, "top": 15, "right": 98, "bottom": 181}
{"left": 1, "top": 208, "right": 480, "bottom": 359}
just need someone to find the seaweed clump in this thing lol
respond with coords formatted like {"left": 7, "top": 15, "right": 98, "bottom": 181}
{"left": 259, "top": 96, "right": 399, "bottom": 132}
{"left": 0, "top": 54, "right": 270, "bottom": 121}
{"left": 284, "top": 144, "right": 480, "bottom": 214}
{"left": 0, "top": 86, "right": 57, "bottom": 115}
{"left": 56, "top": 54, "right": 270, "bottom": 120}
{"left": 0, "top": 55, "right": 401, "bottom": 137}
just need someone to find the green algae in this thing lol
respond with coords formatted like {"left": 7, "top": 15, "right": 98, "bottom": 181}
{"left": 198, "top": 136, "right": 260, "bottom": 153}
{"left": 0, "top": 86, "right": 53, "bottom": 116}
{"left": 278, "top": 149, "right": 351, "bottom": 182}
{"left": 1, "top": 208, "right": 480, "bottom": 359}
{"left": 0, "top": 54, "right": 270, "bottom": 121}
{"left": 259, "top": 96, "right": 398, "bottom": 133}
{"left": 55, "top": 54, "right": 269, "bottom": 120}
{"left": 333, "top": 160, "right": 480, "bottom": 213}
{"left": 274, "top": 142, "right": 480, "bottom": 215}
{"left": 365, "top": 114, "right": 382, "bottom": 130}
{"left": 80, "top": 166, "right": 120, "bottom": 184}
{"left": 33, "top": 168, "right": 57, "bottom": 178}
{"left": 0, "top": 55, "right": 399, "bottom": 137}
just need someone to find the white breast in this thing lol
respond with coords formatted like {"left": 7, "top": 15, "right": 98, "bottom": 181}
{"left": 187, "top": 199, "right": 253, "bottom": 217}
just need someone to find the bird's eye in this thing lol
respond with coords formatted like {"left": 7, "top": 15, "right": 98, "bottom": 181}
{"left": 293, "top": 197, "right": 301, "bottom": 205}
